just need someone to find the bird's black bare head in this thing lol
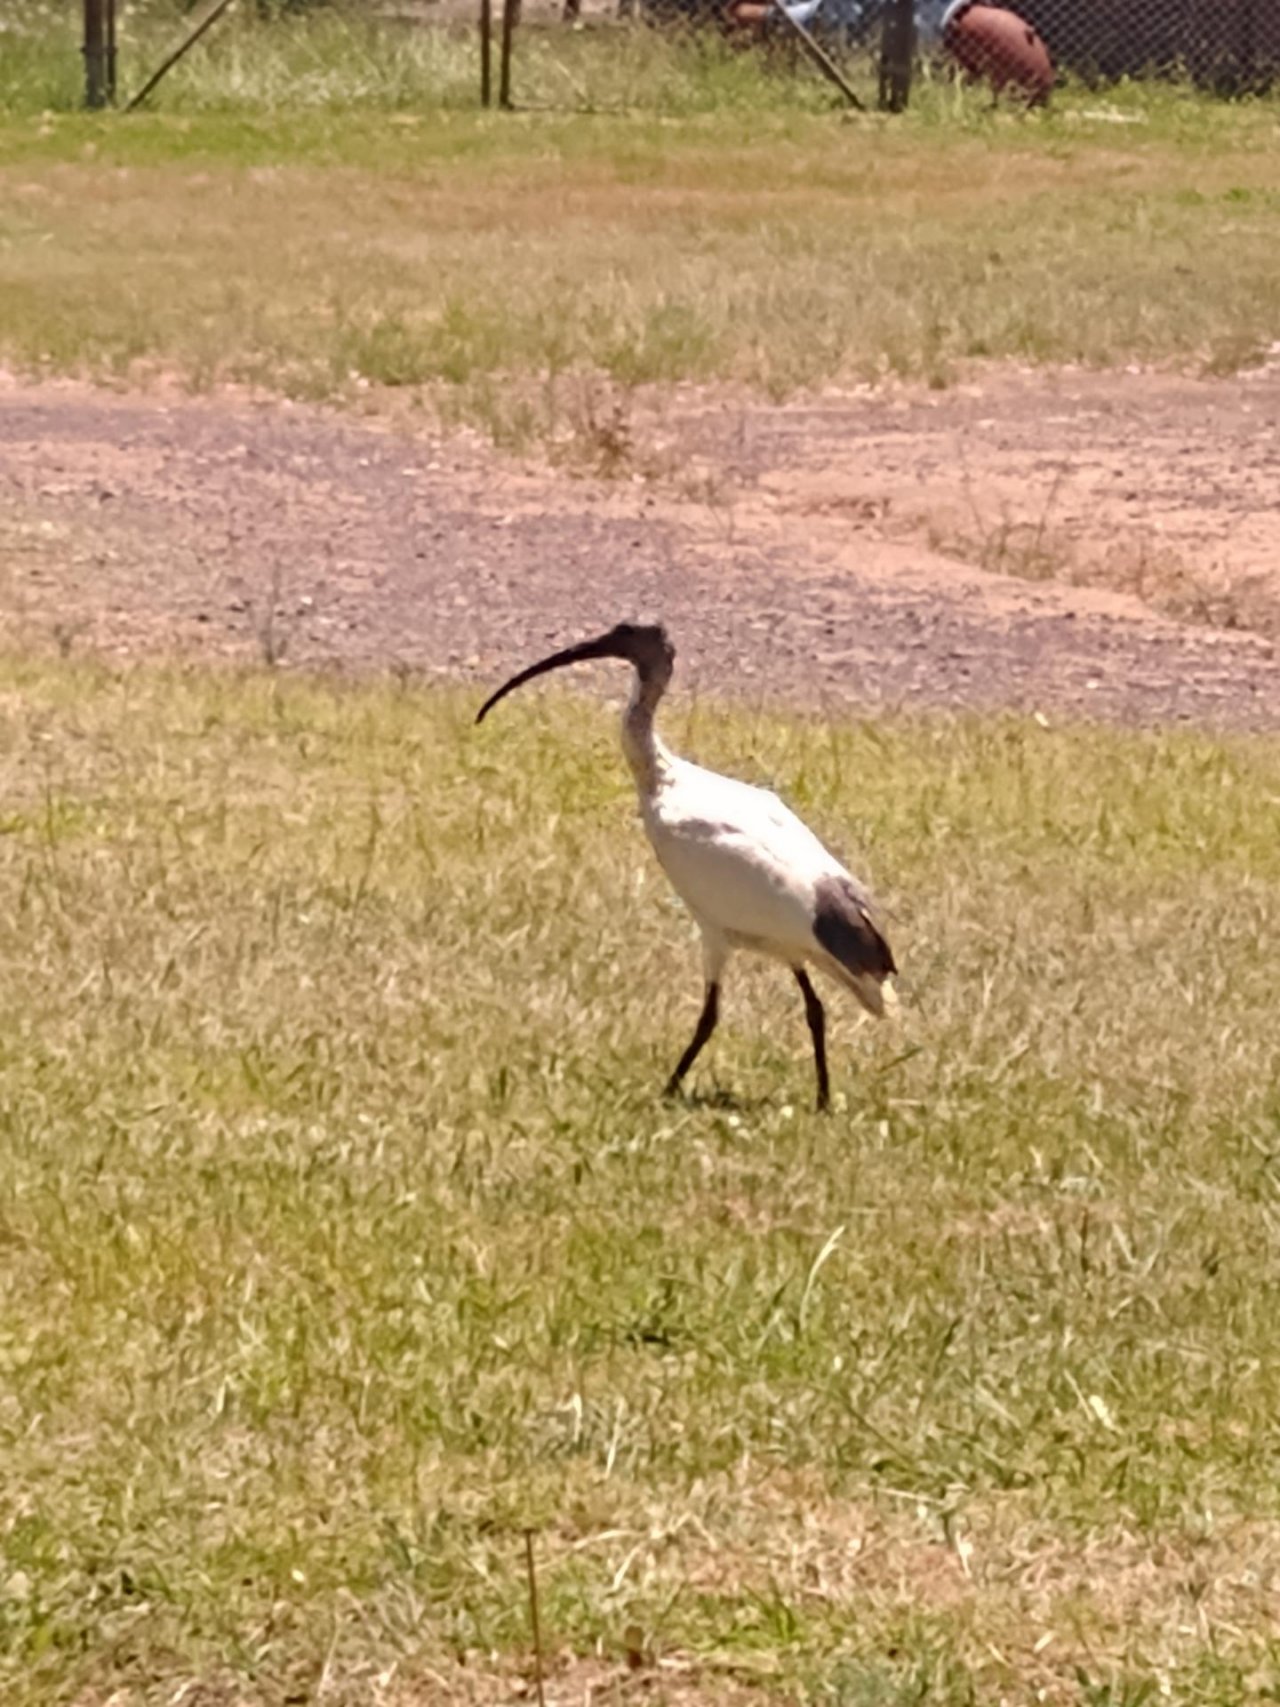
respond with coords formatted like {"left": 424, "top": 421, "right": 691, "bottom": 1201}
{"left": 601, "top": 621, "right": 675, "bottom": 679}
{"left": 475, "top": 622, "right": 675, "bottom": 724}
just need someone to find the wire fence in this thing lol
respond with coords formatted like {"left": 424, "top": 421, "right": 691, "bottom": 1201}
{"left": 476, "top": 0, "right": 947, "bottom": 116}
{"left": 1017, "top": 0, "right": 1277, "bottom": 93}
{"left": 22, "top": 0, "right": 1280, "bottom": 119}
{"left": 483, "top": 0, "right": 1280, "bottom": 114}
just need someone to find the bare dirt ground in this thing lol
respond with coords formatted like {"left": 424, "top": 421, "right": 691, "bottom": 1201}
{"left": 1, "top": 365, "right": 1277, "bottom": 728}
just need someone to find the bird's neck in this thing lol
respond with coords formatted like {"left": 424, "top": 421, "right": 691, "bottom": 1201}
{"left": 620, "top": 668, "right": 674, "bottom": 796}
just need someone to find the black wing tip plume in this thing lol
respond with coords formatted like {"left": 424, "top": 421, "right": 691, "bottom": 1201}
{"left": 812, "top": 875, "right": 897, "bottom": 980}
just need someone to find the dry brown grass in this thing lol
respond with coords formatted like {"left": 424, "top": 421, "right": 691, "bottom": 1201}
{"left": 1, "top": 658, "right": 1280, "bottom": 1704}
{"left": 922, "top": 508, "right": 1280, "bottom": 637}
{"left": 1, "top": 87, "right": 1278, "bottom": 445}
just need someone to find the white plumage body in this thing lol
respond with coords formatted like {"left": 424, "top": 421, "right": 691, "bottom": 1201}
{"left": 640, "top": 750, "right": 892, "bottom": 1016}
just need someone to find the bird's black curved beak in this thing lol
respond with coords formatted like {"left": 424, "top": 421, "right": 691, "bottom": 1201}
{"left": 474, "top": 631, "right": 627, "bottom": 724}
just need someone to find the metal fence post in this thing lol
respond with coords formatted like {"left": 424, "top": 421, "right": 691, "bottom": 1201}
{"left": 83, "top": 0, "right": 111, "bottom": 108}
{"left": 124, "top": 0, "right": 238, "bottom": 113}
{"left": 878, "top": 0, "right": 915, "bottom": 111}
{"left": 106, "top": 0, "right": 117, "bottom": 103}
{"left": 498, "top": 0, "right": 518, "bottom": 108}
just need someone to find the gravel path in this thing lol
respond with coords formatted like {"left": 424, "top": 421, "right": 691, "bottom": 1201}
{"left": 1, "top": 374, "right": 1277, "bottom": 729}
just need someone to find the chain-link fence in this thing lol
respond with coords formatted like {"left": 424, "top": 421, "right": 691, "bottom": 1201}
{"left": 49, "top": 0, "right": 1280, "bottom": 117}
{"left": 477, "top": 0, "right": 917, "bottom": 115}
{"left": 1015, "top": 0, "right": 1277, "bottom": 93}
{"left": 475, "top": 0, "right": 939, "bottom": 116}
{"left": 651, "top": 0, "right": 947, "bottom": 111}
{"left": 494, "top": 0, "right": 1280, "bottom": 113}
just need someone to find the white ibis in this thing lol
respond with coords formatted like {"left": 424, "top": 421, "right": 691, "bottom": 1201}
{"left": 475, "top": 623, "right": 898, "bottom": 1111}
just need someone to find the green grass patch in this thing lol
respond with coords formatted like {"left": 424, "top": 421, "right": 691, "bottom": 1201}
{"left": 0, "top": 653, "right": 1279, "bottom": 1702}
{"left": 1, "top": 5, "right": 1279, "bottom": 438}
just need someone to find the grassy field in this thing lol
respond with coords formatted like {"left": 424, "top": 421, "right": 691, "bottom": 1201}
{"left": 4, "top": 10, "right": 1280, "bottom": 1701}
{"left": 1, "top": 6, "right": 1279, "bottom": 445}
{"left": 0, "top": 653, "right": 1279, "bottom": 1703}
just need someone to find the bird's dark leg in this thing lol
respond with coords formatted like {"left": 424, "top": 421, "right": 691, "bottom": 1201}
{"left": 665, "top": 983, "right": 719, "bottom": 1097}
{"left": 794, "top": 969, "right": 830, "bottom": 1112}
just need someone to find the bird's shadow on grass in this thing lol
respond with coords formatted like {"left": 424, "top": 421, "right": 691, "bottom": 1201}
{"left": 667, "top": 1085, "right": 766, "bottom": 1114}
